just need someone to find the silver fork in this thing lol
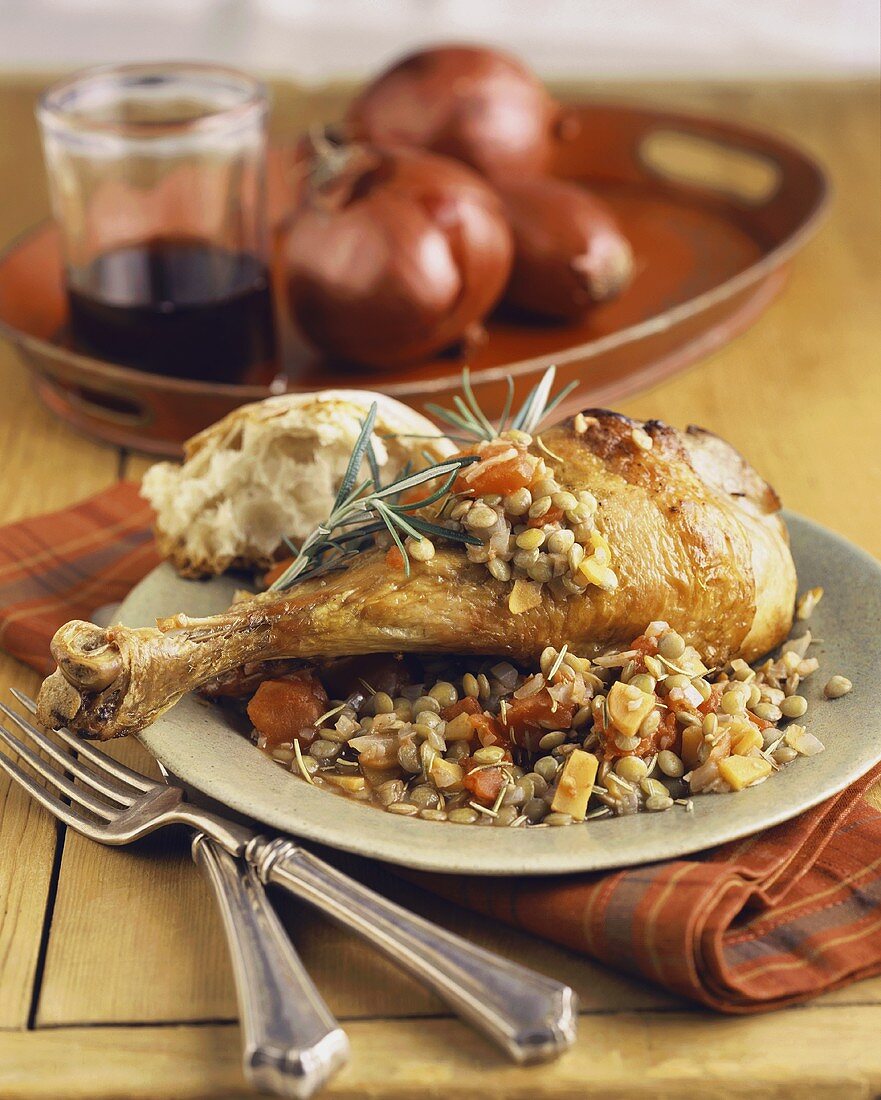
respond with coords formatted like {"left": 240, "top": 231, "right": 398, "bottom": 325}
{"left": 4, "top": 692, "right": 348, "bottom": 1099}
{"left": 0, "top": 691, "right": 578, "bottom": 1065}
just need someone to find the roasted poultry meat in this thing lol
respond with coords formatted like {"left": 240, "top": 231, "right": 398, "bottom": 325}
{"left": 37, "top": 411, "right": 797, "bottom": 739}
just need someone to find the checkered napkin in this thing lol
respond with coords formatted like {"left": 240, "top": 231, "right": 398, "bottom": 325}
{"left": 3, "top": 481, "right": 881, "bottom": 1013}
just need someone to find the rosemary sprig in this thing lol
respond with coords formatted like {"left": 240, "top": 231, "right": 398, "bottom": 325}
{"left": 425, "top": 365, "right": 579, "bottom": 443}
{"left": 269, "top": 367, "right": 579, "bottom": 593}
{"left": 269, "top": 403, "right": 480, "bottom": 592}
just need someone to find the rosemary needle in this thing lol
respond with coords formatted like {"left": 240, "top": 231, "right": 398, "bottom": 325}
{"left": 269, "top": 404, "right": 480, "bottom": 592}
{"left": 270, "top": 366, "right": 580, "bottom": 593}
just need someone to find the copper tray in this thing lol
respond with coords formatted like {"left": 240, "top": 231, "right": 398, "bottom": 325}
{"left": 0, "top": 101, "right": 828, "bottom": 456}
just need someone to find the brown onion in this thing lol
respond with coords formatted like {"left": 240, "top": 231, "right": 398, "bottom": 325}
{"left": 346, "top": 44, "right": 567, "bottom": 181}
{"left": 282, "top": 137, "right": 513, "bottom": 368}
{"left": 499, "top": 178, "right": 634, "bottom": 321}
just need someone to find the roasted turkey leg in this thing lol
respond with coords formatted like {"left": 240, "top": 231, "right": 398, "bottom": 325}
{"left": 37, "top": 412, "right": 796, "bottom": 739}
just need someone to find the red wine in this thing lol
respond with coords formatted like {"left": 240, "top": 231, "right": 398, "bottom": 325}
{"left": 68, "top": 237, "right": 277, "bottom": 383}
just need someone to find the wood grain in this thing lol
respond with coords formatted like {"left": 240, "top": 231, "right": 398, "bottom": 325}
{"left": 0, "top": 76, "right": 878, "bottom": 1096}
{"left": 0, "top": 323, "right": 119, "bottom": 1027}
{"left": 4, "top": 1009, "right": 881, "bottom": 1099}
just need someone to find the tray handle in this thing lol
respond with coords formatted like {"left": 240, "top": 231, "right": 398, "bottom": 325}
{"left": 35, "top": 373, "right": 154, "bottom": 428}
{"left": 638, "top": 127, "right": 782, "bottom": 206}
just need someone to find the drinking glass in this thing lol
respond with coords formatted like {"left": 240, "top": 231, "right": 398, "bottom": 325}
{"left": 37, "top": 62, "right": 277, "bottom": 383}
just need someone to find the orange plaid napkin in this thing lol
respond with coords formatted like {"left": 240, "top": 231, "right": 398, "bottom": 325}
{"left": 3, "top": 481, "right": 881, "bottom": 1014}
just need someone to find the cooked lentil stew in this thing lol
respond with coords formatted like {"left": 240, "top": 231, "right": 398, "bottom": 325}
{"left": 245, "top": 613, "right": 841, "bottom": 827}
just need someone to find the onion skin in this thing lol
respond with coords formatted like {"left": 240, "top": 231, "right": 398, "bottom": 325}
{"left": 283, "top": 143, "right": 513, "bottom": 368}
{"left": 346, "top": 44, "right": 564, "bottom": 181}
{"left": 500, "top": 177, "right": 634, "bottom": 321}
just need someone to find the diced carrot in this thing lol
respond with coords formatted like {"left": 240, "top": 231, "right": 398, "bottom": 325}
{"left": 657, "top": 708, "right": 679, "bottom": 751}
{"left": 442, "top": 697, "right": 482, "bottom": 720}
{"left": 527, "top": 506, "right": 564, "bottom": 528}
{"left": 592, "top": 694, "right": 607, "bottom": 735}
{"left": 247, "top": 672, "right": 329, "bottom": 748}
{"left": 629, "top": 631, "right": 660, "bottom": 658}
{"left": 385, "top": 545, "right": 405, "bottom": 570}
{"left": 463, "top": 765, "right": 506, "bottom": 806}
{"left": 469, "top": 711, "right": 510, "bottom": 749}
{"left": 748, "top": 713, "right": 775, "bottom": 731}
{"left": 699, "top": 683, "right": 725, "bottom": 715}
{"left": 455, "top": 458, "right": 535, "bottom": 496}
{"left": 504, "top": 690, "right": 574, "bottom": 752}
{"left": 451, "top": 440, "right": 537, "bottom": 497}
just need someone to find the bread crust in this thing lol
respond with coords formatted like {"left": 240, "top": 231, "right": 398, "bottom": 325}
{"left": 142, "top": 390, "right": 454, "bottom": 578}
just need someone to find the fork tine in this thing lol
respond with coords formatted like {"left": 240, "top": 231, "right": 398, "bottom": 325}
{"left": 0, "top": 750, "right": 106, "bottom": 840}
{"left": 11, "top": 690, "right": 156, "bottom": 793}
{"left": 0, "top": 701, "right": 135, "bottom": 806}
{"left": 0, "top": 720, "right": 118, "bottom": 820}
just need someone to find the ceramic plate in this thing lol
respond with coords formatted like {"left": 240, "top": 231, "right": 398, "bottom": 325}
{"left": 122, "top": 513, "right": 881, "bottom": 876}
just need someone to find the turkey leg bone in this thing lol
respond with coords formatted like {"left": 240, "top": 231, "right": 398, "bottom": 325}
{"left": 37, "top": 413, "right": 796, "bottom": 739}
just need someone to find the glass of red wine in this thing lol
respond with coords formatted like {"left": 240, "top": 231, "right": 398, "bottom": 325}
{"left": 37, "top": 62, "right": 278, "bottom": 384}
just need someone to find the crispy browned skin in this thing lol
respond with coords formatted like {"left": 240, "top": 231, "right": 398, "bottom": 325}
{"left": 37, "top": 411, "right": 796, "bottom": 739}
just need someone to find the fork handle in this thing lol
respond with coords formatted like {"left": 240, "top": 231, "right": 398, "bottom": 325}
{"left": 192, "top": 833, "right": 349, "bottom": 1098}
{"left": 249, "top": 837, "right": 578, "bottom": 1064}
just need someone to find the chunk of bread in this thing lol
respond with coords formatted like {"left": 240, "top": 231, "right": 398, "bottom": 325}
{"left": 141, "top": 390, "right": 453, "bottom": 578}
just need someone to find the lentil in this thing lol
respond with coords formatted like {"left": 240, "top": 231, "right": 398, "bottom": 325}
{"left": 658, "top": 631, "right": 685, "bottom": 660}
{"left": 504, "top": 488, "right": 532, "bottom": 515}
{"left": 488, "top": 558, "right": 511, "bottom": 582}
{"left": 372, "top": 691, "right": 395, "bottom": 714}
{"left": 824, "top": 675, "right": 853, "bottom": 699}
{"left": 465, "top": 502, "right": 499, "bottom": 529}
{"left": 407, "top": 536, "right": 435, "bottom": 562}
{"left": 615, "top": 756, "right": 649, "bottom": 783}
{"left": 658, "top": 750, "right": 685, "bottom": 778}
{"left": 781, "top": 695, "right": 808, "bottom": 719}
{"left": 428, "top": 681, "right": 458, "bottom": 708}
{"left": 535, "top": 756, "right": 560, "bottom": 783}
{"left": 527, "top": 772, "right": 549, "bottom": 798}
{"left": 752, "top": 702, "right": 782, "bottom": 723}
{"left": 387, "top": 802, "right": 419, "bottom": 816}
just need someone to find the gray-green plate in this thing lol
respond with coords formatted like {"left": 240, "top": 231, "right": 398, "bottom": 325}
{"left": 121, "top": 513, "right": 881, "bottom": 876}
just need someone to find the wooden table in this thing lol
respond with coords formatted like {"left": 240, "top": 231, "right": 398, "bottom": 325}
{"left": 1, "top": 76, "right": 880, "bottom": 1099}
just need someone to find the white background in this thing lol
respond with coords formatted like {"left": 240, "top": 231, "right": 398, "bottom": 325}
{"left": 0, "top": 0, "right": 878, "bottom": 80}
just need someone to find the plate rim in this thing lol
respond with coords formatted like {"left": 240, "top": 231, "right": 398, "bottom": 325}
{"left": 122, "top": 511, "right": 880, "bottom": 876}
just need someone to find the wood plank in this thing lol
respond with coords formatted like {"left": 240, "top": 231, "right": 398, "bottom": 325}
{"left": 5, "top": 1008, "right": 881, "bottom": 1099}
{"left": 0, "top": 75, "right": 133, "bottom": 1030}
{"left": 35, "top": 736, "right": 234, "bottom": 1025}
{"left": 0, "top": 323, "right": 120, "bottom": 1030}
{"left": 0, "top": 656, "right": 55, "bottom": 1030}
